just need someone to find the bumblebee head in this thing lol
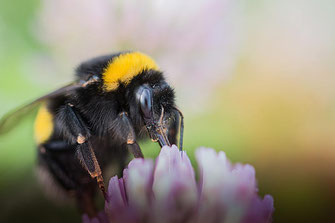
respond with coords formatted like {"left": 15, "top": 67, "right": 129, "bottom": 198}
{"left": 99, "top": 51, "right": 176, "bottom": 147}
{"left": 135, "top": 80, "right": 175, "bottom": 147}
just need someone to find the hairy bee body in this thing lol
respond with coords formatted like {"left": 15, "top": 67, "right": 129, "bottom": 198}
{"left": 35, "top": 96, "right": 128, "bottom": 211}
{"left": 1, "top": 51, "right": 181, "bottom": 216}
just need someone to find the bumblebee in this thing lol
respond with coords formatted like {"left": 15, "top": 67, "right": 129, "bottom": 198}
{"left": 0, "top": 51, "right": 183, "bottom": 216}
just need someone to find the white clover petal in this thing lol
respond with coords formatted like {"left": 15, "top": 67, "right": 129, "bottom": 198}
{"left": 153, "top": 145, "right": 196, "bottom": 199}
{"left": 152, "top": 145, "right": 198, "bottom": 223}
{"left": 123, "top": 158, "right": 154, "bottom": 215}
{"left": 196, "top": 148, "right": 230, "bottom": 197}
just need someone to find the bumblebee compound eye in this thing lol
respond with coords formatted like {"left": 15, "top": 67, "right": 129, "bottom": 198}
{"left": 138, "top": 87, "right": 153, "bottom": 120}
{"left": 136, "top": 85, "right": 170, "bottom": 147}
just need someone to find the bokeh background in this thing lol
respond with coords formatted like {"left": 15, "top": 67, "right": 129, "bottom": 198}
{"left": 0, "top": 0, "right": 334, "bottom": 222}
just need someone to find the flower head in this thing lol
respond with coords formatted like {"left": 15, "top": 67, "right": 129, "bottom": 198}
{"left": 84, "top": 146, "right": 274, "bottom": 223}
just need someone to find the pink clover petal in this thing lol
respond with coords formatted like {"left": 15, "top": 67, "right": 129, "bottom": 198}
{"left": 242, "top": 195, "right": 274, "bottom": 223}
{"left": 105, "top": 177, "right": 135, "bottom": 223}
{"left": 82, "top": 211, "right": 108, "bottom": 223}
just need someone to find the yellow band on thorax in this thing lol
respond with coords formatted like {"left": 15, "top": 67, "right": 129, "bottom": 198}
{"left": 102, "top": 52, "right": 159, "bottom": 91}
{"left": 34, "top": 105, "right": 54, "bottom": 144}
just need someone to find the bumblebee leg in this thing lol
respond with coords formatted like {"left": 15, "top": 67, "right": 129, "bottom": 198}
{"left": 116, "top": 112, "right": 143, "bottom": 158}
{"left": 57, "top": 104, "right": 106, "bottom": 199}
{"left": 127, "top": 142, "right": 143, "bottom": 158}
{"left": 38, "top": 145, "right": 77, "bottom": 191}
{"left": 169, "top": 107, "right": 184, "bottom": 150}
{"left": 167, "top": 109, "right": 179, "bottom": 146}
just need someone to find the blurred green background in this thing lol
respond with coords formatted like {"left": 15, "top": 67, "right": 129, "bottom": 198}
{"left": 0, "top": 0, "right": 335, "bottom": 222}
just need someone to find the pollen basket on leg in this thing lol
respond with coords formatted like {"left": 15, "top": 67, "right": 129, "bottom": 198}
{"left": 34, "top": 105, "right": 54, "bottom": 144}
{"left": 102, "top": 52, "right": 159, "bottom": 91}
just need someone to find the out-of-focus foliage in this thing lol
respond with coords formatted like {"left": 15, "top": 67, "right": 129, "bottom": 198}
{"left": 0, "top": 0, "right": 334, "bottom": 222}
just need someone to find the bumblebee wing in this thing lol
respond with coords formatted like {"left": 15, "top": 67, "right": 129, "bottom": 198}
{"left": 0, "top": 82, "right": 82, "bottom": 135}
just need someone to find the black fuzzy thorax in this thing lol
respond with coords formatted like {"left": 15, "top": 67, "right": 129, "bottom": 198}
{"left": 69, "top": 69, "right": 175, "bottom": 141}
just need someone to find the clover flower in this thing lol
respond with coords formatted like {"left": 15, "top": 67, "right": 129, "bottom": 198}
{"left": 83, "top": 146, "right": 273, "bottom": 223}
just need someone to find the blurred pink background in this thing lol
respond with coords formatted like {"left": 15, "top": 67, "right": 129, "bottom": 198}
{"left": 0, "top": 0, "right": 334, "bottom": 222}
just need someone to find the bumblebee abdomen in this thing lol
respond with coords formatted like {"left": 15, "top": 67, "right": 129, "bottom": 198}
{"left": 34, "top": 104, "right": 54, "bottom": 144}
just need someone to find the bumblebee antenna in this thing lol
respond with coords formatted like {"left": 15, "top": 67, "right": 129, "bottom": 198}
{"left": 173, "top": 107, "right": 184, "bottom": 151}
